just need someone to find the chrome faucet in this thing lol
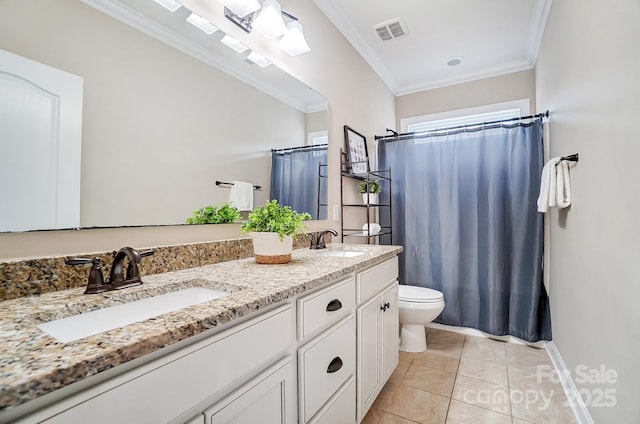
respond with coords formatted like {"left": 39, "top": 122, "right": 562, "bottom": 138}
{"left": 310, "top": 229, "right": 339, "bottom": 249}
{"left": 65, "top": 247, "right": 154, "bottom": 294}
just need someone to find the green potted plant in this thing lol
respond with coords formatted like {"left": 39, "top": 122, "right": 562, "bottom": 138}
{"left": 241, "top": 200, "right": 311, "bottom": 264}
{"left": 185, "top": 203, "right": 241, "bottom": 224}
{"left": 359, "top": 180, "right": 381, "bottom": 205}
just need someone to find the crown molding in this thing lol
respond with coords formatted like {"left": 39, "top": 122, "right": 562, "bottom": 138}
{"left": 80, "top": 0, "right": 321, "bottom": 113}
{"left": 396, "top": 59, "right": 534, "bottom": 96}
{"left": 312, "top": 0, "right": 398, "bottom": 94}
{"left": 527, "top": 0, "right": 554, "bottom": 65}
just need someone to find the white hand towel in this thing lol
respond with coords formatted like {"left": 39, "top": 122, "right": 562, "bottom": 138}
{"left": 537, "top": 157, "right": 562, "bottom": 213}
{"left": 228, "top": 181, "right": 254, "bottom": 211}
{"left": 555, "top": 160, "right": 572, "bottom": 208}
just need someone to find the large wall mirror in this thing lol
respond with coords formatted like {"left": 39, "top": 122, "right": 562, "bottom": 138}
{"left": 0, "top": 0, "right": 328, "bottom": 233}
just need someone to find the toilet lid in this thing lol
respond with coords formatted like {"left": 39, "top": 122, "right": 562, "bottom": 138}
{"left": 398, "top": 285, "right": 443, "bottom": 303}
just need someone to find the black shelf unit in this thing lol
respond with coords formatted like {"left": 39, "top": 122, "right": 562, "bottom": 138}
{"left": 340, "top": 150, "right": 392, "bottom": 245}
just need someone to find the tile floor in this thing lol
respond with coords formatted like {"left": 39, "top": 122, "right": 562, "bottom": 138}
{"left": 362, "top": 328, "right": 577, "bottom": 424}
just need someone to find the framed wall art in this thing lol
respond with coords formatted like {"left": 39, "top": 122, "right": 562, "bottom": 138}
{"left": 343, "top": 125, "right": 369, "bottom": 175}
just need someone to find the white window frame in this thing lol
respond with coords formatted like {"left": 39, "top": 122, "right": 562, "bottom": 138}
{"left": 400, "top": 99, "right": 531, "bottom": 134}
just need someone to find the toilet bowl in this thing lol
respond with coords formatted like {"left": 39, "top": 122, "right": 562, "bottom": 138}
{"left": 398, "top": 285, "right": 445, "bottom": 352}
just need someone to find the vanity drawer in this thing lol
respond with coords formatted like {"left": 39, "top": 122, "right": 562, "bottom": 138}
{"left": 299, "top": 315, "right": 355, "bottom": 423}
{"left": 309, "top": 377, "right": 355, "bottom": 424}
{"left": 298, "top": 277, "right": 355, "bottom": 340}
{"left": 356, "top": 257, "right": 398, "bottom": 303}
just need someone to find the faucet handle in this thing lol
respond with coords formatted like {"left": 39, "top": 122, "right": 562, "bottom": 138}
{"left": 139, "top": 249, "right": 155, "bottom": 258}
{"left": 65, "top": 257, "right": 108, "bottom": 294}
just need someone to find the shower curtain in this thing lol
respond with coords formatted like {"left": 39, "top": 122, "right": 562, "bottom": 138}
{"left": 270, "top": 146, "right": 327, "bottom": 220}
{"left": 378, "top": 120, "right": 551, "bottom": 342}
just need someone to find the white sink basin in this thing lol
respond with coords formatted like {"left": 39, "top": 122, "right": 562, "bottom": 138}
{"left": 38, "top": 287, "right": 229, "bottom": 343}
{"left": 319, "top": 250, "right": 366, "bottom": 258}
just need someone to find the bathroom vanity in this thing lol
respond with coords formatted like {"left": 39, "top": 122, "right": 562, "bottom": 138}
{"left": 0, "top": 244, "right": 401, "bottom": 424}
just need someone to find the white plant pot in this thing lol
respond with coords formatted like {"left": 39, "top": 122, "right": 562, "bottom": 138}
{"left": 362, "top": 193, "right": 379, "bottom": 205}
{"left": 249, "top": 232, "right": 293, "bottom": 264}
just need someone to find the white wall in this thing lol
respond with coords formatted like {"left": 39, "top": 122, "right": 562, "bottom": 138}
{"left": 535, "top": 1, "right": 640, "bottom": 422}
{"left": 0, "top": 0, "right": 395, "bottom": 259}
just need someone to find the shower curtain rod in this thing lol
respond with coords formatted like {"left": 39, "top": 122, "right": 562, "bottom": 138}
{"left": 375, "top": 111, "right": 549, "bottom": 142}
{"left": 271, "top": 144, "right": 328, "bottom": 154}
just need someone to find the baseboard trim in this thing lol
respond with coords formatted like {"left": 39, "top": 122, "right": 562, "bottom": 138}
{"left": 545, "top": 341, "right": 594, "bottom": 424}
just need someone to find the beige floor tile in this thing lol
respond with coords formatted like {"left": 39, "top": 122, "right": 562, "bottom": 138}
{"left": 445, "top": 399, "right": 511, "bottom": 424}
{"left": 451, "top": 375, "right": 511, "bottom": 415}
{"left": 512, "top": 419, "right": 535, "bottom": 424}
{"left": 506, "top": 343, "right": 551, "bottom": 368}
{"left": 461, "top": 335, "right": 507, "bottom": 363}
{"left": 510, "top": 385, "right": 577, "bottom": 423}
{"left": 375, "top": 383, "right": 450, "bottom": 424}
{"left": 426, "top": 329, "right": 465, "bottom": 356}
{"left": 458, "top": 355, "right": 508, "bottom": 386}
{"left": 389, "top": 361, "right": 411, "bottom": 384}
{"left": 362, "top": 408, "right": 383, "bottom": 424}
{"left": 399, "top": 350, "right": 423, "bottom": 364}
{"left": 411, "top": 350, "right": 460, "bottom": 374}
{"left": 378, "top": 411, "right": 421, "bottom": 424}
{"left": 402, "top": 363, "right": 456, "bottom": 397}
{"left": 508, "top": 363, "right": 564, "bottom": 394}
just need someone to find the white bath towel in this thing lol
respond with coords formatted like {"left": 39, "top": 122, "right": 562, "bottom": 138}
{"left": 555, "top": 160, "right": 572, "bottom": 208}
{"left": 537, "top": 157, "right": 561, "bottom": 212}
{"left": 228, "top": 181, "right": 254, "bottom": 211}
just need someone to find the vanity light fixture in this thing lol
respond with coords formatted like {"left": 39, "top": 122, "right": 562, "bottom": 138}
{"left": 187, "top": 12, "right": 219, "bottom": 35}
{"left": 219, "top": 0, "right": 261, "bottom": 18}
{"left": 278, "top": 20, "right": 310, "bottom": 56}
{"left": 252, "top": 0, "right": 286, "bottom": 39}
{"left": 153, "top": 0, "right": 181, "bottom": 12}
{"left": 223, "top": 0, "right": 311, "bottom": 56}
{"left": 221, "top": 34, "right": 249, "bottom": 53}
{"left": 247, "top": 50, "right": 271, "bottom": 67}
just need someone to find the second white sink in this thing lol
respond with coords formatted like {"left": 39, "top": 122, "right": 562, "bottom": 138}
{"left": 38, "top": 287, "right": 229, "bottom": 343}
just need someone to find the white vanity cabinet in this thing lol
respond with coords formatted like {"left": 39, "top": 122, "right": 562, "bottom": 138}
{"left": 297, "top": 277, "right": 357, "bottom": 424}
{"left": 37, "top": 305, "right": 294, "bottom": 424}
{"left": 355, "top": 257, "right": 399, "bottom": 422}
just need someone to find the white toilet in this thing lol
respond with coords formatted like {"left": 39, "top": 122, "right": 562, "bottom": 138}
{"left": 398, "top": 285, "right": 445, "bottom": 352}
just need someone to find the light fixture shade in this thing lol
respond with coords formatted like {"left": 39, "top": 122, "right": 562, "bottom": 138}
{"left": 186, "top": 12, "right": 219, "bottom": 35}
{"left": 278, "top": 20, "right": 310, "bottom": 56}
{"left": 252, "top": 0, "right": 286, "bottom": 39}
{"left": 154, "top": 0, "right": 181, "bottom": 12}
{"left": 221, "top": 34, "right": 249, "bottom": 53}
{"left": 220, "top": 0, "right": 261, "bottom": 18}
{"left": 247, "top": 51, "right": 272, "bottom": 67}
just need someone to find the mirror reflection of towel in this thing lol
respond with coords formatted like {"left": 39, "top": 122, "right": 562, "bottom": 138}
{"left": 229, "top": 181, "right": 254, "bottom": 211}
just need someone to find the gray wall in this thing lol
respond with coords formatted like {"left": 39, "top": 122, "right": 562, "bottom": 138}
{"left": 536, "top": 0, "right": 640, "bottom": 422}
{"left": 395, "top": 69, "right": 536, "bottom": 129}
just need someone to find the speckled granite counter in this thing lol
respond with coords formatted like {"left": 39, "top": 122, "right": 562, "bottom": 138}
{"left": 0, "top": 243, "right": 402, "bottom": 413}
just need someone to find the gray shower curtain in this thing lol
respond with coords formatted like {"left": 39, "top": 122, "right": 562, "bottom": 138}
{"left": 271, "top": 146, "right": 328, "bottom": 220}
{"left": 378, "top": 120, "right": 551, "bottom": 342}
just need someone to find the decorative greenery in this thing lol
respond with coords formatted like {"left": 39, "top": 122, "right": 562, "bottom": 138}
{"left": 358, "top": 180, "right": 381, "bottom": 194}
{"left": 241, "top": 200, "right": 311, "bottom": 240}
{"left": 186, "top": 203, "right": 241, "bottom": 224}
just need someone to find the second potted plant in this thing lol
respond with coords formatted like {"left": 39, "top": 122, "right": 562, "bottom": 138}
{"left": 241, "top": 200, "right": 311, "bottom": 264}
{"left": 359, "top": 180, "right": 381, "bottom": 205}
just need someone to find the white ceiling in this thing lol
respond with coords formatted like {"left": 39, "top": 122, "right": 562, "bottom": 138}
{"left": 313, "top": 0, "right": 553, "bottom": 95}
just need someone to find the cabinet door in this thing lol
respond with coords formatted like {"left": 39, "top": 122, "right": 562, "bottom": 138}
{"left": 381, "top": 284, "right": 399, "bottom": 383}
{"left": 205, "top": 359, "right": 294, "bottom": 424}
{"left": 356, "top": 294, "right": 382, "bottom": 421}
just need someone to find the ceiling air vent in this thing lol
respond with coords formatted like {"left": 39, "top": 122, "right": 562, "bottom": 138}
{"left": 373, "top": 18, "right": 407, "bottom": 42}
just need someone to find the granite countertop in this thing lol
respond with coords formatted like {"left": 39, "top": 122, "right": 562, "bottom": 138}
{"left": 0, "top": 243, "right": 402, "bottom": 412}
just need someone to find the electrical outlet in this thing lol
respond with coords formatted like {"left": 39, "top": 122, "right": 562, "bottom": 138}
{"left": 333, "top": 205, "right": 340, "bottom": 221}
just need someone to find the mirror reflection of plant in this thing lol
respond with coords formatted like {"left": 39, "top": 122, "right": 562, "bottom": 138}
{"left": 186, "top": 203, "right": 241, "bottom": 224}
{"left": 358, "top": 180, "right": 381, "bottom": 194}
{"left": 241, "top": 200, "right": 311, "bottom": 241}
